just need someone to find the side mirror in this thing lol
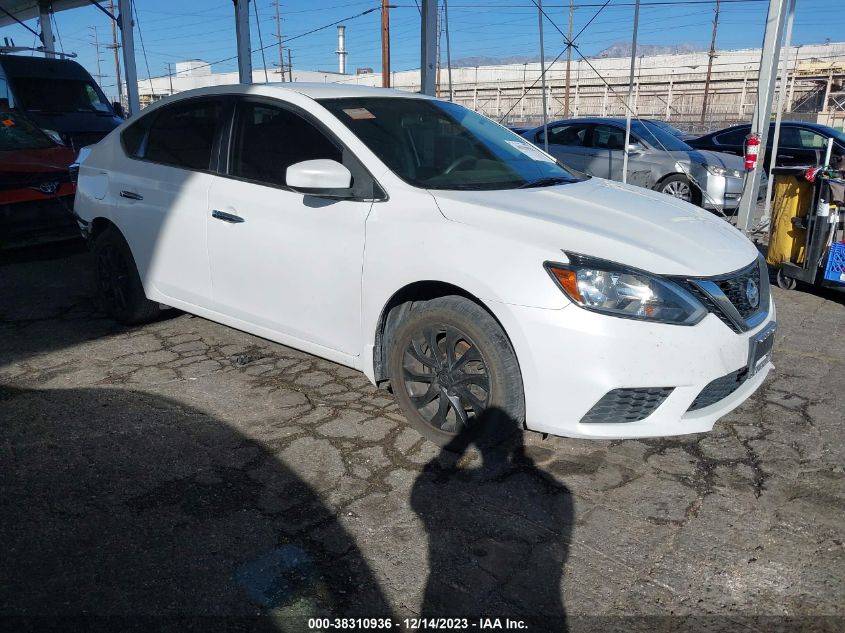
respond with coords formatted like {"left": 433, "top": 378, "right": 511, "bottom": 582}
{"left": 626, "top": 143, "right": 644, "bottom": 154}
{"left": 286, "top": 159, "right": 352, "bottom": 195}
{"left": 112, "top": 101, "right": 125, "bottom": 118}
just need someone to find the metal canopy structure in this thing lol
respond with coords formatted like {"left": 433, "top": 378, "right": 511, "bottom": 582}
{"left": 1, "top": 0, "right": 439, "bottom": 116}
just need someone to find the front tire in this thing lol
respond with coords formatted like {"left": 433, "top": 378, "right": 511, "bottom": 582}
{"left": 388, "top": 296, "right": 524, "bottom": 447}
{"left": 92, "top": 227, "right": 160, "bottom": 325}
{"left": 657, "top": 174, "right": 701, "bottom": 206}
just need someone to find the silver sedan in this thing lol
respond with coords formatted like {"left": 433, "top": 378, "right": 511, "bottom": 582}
{"left": 522, "top": 118, "right": 764, "bottom": 214}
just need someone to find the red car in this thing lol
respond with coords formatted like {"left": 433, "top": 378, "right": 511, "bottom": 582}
{"left": 1, "top": 111, "right": 78, "bottom": 248}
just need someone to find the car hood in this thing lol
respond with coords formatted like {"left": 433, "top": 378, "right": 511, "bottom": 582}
{"left": 0, "top": 146, "right": 77, "bottom": 172}
{"left": 664, "top": 149, "right": 746, "bottom": 171}
{"left": 431, "top": 177, "right": 759, "bottom": 277}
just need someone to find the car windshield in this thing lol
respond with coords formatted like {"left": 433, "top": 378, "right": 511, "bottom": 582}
{"left": 631, "top": 120, "right": 693, "bottom": 152}
{"left": 648, "top": 120, "right": 687, "bottom": 139}
{"left": 11, "top": 77, "right": 112, "bottom": 114}
{"left": 0, "top": 112, "right": 54, "bottom": 151}
{"left": 319, "top": 97, "right": 579, "bottom": 190}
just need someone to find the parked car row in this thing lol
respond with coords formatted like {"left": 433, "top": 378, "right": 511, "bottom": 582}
{"left": 0, "top": 54, "right": 123, "bottom": 249}
{"left": 519, "top": 117, "right": 760, "bottom": 214}
{"left": 688, "top": 121, "right": 845, "bottom": 168}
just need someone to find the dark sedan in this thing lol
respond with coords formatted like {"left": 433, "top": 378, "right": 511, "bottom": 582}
{"left": 688, "top": 121, "right": 845, "bottom": 168}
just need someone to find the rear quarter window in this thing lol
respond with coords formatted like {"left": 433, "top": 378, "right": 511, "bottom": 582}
{"left": 121, "top": 118, "right": 148, "bottom": 157}
{"left": 713, "top": 128, "right": 747, "bottom": 146}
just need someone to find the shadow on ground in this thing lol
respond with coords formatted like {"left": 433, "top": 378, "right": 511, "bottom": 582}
{"left": 412, "top": 411, "right": 573, "bottom": 632}
{"left": 0, "top": 385, "right": 393, "bottom": 631}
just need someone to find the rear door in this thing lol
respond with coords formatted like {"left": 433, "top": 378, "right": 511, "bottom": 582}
{"left": 584, "top": 123, "right": 627, "bottom": 180}
{"left": 533, "top": 122, "right": 592, "bottom": 173}
{"left": 112, "top": 97, "right": 225, "bottom": 308}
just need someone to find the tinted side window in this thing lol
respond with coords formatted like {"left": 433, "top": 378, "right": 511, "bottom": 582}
{"left": 795, "top": 128, "right": 826, "bottom": 149}
{"left": 545, "top": 124, "right": 589, "bottom": 146}
{"left": 713, "top": 128, "right": 747, "bottom": 146}
{"left": 592, "top": 125, "right": 626, "bottom": 150}
{"left": 144, "top": 99, "right": 221, "bottom": 170}
{"left": 230, "top": 102, "right": 341, "bottom": 187}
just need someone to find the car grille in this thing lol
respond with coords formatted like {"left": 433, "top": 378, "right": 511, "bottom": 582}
{"left": 715, "top": 263, "right": 761, "bottom": 320}
{"left": 580, "top": 387, "right": 674, "bottom": 423}
{"left": 680, "top": 256, "right": 770, "bottom": 333}
{"left": 687, "top": 367, "right": 749, "bottom": 411}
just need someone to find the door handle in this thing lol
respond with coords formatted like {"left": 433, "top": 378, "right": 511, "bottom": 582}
{"left": 211, "top": 209, "right": 245, "bottom": 224}
{"left": 119, "top": 190, "right": 143, "bottom": 200}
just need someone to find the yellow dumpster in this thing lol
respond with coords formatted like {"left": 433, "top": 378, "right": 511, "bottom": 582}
{"left": 767, "top": 173, "right": 813, "bottom": 266}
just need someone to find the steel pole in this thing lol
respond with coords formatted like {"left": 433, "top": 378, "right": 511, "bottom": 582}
{"left": 622, "top": 0, "right": 641, "bottom": 185}
{"left": 117, "top": 0, "right": 139, "bottom": 116}
{"left": 736, "top": 0, "right": 789, "bottom": 233}
{"left": 420, "top": 0, "right": 437, "bottom": 95}
{"left": 763, "top": 0, "right": 796, "bottom": 222}
{"left": 234, "top": 0, "right": 253, "bottom": 84}
{"left": 538, "top": 0, "right": 548, "bottom": 153}
{"left": 38, "top": 1, "right": 55, "bottom": 58}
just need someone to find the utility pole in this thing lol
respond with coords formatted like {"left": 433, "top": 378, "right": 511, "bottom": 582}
{"left": 564, "top": 0, "right": 573, "bottom": 116}
{"left": 381, "top": 0, "right": 390, "bottom": 87}
{"left": 700, "top": 0, "right": 720, "bottom": 125}
{"left": 106, "top": 0, "right": 123, "bottom": 107}
{"left": 89, "top": 26, "right": 104, "bottom": 85}
{"left": 275, "top": 0, "right": 284, "bottom": 79}
{"left": 444, "top": 0, "right": 453, "bottom": 100}
{"left": 166, "top": 61, "right": 174, "bottom": 95}
{"left": 435, "top": 6, "right": 442, "bottom": 98}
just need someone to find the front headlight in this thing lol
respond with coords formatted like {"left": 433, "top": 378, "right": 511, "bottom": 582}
{"left": 545, "top": 255, "right": 707, "bottom": 325}
{"left": 704, "top": 164, "right": 742, "bottom": 178}
{"left": 41, "top": 128, "right": 65, "bottom": 145}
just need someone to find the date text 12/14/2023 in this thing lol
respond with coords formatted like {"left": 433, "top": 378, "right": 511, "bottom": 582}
{"left": 307, "top": 618, "right": 529, "bottom": 630}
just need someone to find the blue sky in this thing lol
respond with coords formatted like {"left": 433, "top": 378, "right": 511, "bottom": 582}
{"left": 1, "top": 0, "right": 841, "bottom": 99}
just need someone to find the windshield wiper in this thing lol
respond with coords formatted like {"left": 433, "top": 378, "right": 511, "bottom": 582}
{"left": 518, "top": 176, "right": 575, "bottom": 189}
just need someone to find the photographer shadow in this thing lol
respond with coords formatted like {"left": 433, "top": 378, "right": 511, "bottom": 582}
{"left": 410, "top": 409, "right": 573, "bottom": 632}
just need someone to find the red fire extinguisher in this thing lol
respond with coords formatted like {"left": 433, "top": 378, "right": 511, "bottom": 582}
{"left": 745, "top": 132, "right": 761, "bottom": 171}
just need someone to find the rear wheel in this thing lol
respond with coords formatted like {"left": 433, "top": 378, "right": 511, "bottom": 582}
{"left": 92, "top": 227, "right": 160, "bottom": 325}
{"left": 388, "top": 296, "right": 524, "bottom": 447}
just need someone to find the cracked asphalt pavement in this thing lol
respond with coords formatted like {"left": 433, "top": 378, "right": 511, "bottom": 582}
{"left": 1, "top": 242, "right": 843, "bottom": 632}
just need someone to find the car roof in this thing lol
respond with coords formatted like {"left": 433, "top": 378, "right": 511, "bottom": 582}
{"left": 149, "top": 82, "right": 433, "bottom": 102}
{"left": 0, "top": 53, "right": 93, "bottom": 81}
{"left": 702, "top": 120, "right": 830, "bottom": 138}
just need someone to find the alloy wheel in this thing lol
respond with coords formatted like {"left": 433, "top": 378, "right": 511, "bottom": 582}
{"left": 401, "top": 325, "right": 491, "bottom": 435}
{"left": 662, "top": 180, "right": 692, "bottom": 201}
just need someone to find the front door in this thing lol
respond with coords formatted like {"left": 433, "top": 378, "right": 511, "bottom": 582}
{"left": 206, "top": 99, "right": 372, "bottom": 356}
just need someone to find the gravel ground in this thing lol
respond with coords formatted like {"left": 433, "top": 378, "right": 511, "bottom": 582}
{"left": 1, "top": 240, "right": 843, "bottom": 633}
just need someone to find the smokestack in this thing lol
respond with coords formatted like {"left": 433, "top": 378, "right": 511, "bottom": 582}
{"left": 336, "top": 25, "right": 347, "bottom": 74}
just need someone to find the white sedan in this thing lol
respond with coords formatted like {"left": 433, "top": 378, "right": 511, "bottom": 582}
{"left": 74, "top": 84, "right": 775, "bottom": 445}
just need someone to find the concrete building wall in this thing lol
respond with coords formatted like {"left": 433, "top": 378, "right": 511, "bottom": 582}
{"left": 138, "top": 42, "right": 845, "bottom": 133}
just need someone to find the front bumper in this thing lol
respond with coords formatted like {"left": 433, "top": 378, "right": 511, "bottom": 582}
{"left": 701, "top": 173, "right": 768, "bottom": 212}
{"left": 490, "top": 296, "right": 775, "bottom": 439}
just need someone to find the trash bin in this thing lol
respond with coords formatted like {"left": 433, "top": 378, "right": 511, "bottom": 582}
{"left": 766, "top": 169, "right": 814, "bottom": 267}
